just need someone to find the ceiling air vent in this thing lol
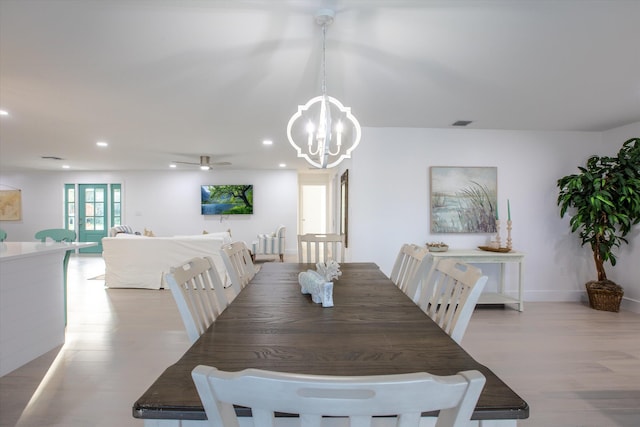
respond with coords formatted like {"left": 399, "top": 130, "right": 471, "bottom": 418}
{"left": 41, "top": 156, "right": 64, "bottom": 160}
{"left": 452, "top": 120, "right": 473, "bottom": 127}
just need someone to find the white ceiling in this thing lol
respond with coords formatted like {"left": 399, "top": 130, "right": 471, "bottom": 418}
{"left": 1, "top": 0, "right": 639, "bottom": 172}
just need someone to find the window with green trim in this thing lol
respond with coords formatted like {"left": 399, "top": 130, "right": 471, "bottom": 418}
{"left": 111, "top": 184, "right": 121, "bottom": 227}
{"left": 64, "top": 184, "right": 75, "bottom": 231}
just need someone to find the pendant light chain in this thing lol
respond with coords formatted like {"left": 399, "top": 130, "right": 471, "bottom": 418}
{"left": 321, "top": 23, "right": 327, "bottom": 97}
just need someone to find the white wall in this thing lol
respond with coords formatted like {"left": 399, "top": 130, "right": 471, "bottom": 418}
{"left": 2, "top": 124, "right": 639, "bottom": 311}
{"left": 0, "top": 169, "right": 299, "bottom": 255}
{"left": 602, "top": 122, "right": 640, "bottom": 310}
{"left": 348, "top": 126, "right": 640, "bottom": 312}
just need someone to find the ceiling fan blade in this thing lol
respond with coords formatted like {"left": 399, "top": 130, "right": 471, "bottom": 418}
{"left": 172, "top": 160, "right": 199, "bottom": 165}
{"left": 173, "top": 156, "right": 231, "bottom": 169}
{"left": 171, "top": 156, "right": 232, "bottom": 167}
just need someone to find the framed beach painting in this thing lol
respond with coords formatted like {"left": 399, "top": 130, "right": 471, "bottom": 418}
{"left": 430, "top": 167, "right": 497, "bottom": 233}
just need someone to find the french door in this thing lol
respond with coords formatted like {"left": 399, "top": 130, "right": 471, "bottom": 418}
{"left": 78, "top": 184, "right": 108, "bottom": 253}
{"left": 65, "top": 183, "right": 122, "bottom": 253}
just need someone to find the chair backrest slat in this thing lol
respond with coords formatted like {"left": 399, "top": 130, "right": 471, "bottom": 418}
{"left": 220, "top": 241, "right": 257, "bottom": 292}
{"left": 192, "top": 366, "right": 486, "bottom": 427}
{"left": 297, "top": 233, "right": 345, "bottom": 263}
{"left": 390, "top": 243, "right": 432, "bottom": 302}
{"left": 165, "top": 256, "right": 229, "bottom": 344}
{"left": 417, "top": 258, "right": 488, "bottom": 344}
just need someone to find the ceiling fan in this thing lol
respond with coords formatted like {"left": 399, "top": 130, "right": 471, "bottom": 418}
{"left": 172, "top": 155, "right": 231, "bottom": 170}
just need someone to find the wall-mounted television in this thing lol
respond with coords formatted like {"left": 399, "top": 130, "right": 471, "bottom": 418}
{"left": 201, "top": 185, "right": 253, "bottom": 215}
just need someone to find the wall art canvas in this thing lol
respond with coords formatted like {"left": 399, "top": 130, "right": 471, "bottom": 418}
{"left": 430, "top": 167, "right": 497, "bottom": 233}
{"left": 0, "top": 189, "right": 22, "bottom": 221}
{"left": 201, "top": 185, "right": 253, "bottom": 215}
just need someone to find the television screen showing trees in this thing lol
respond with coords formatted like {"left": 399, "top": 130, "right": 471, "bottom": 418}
{"left": 201, "top": 185, "right": 253, "bottom": 215}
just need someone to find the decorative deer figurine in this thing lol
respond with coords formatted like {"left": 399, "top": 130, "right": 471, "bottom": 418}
{"left": 298, "top": 261, "right": 341, "bottom": 308}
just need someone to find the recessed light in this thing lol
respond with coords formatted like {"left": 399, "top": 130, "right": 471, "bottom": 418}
{"left": 0, "top": 110, "right": 8, "bottom": 116}
{"left": 279, "top": 163, "right": 287, "bottom": 168}
{"left": 96, "top": 141, "right": 108, "bottom": 147}
{"left": 263, "top": 139, "right": 273, "bottom": 145}
{"left": 169, "top": 164, "right": 177, "bottom": 168}
{"left": 62, "top": 165, "right": 70, "bottom": 169}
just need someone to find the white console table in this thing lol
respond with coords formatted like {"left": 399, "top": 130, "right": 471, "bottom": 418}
{"left": 425, "top": 249, "right": 525, "bottom": 312}
{"left": 0, "top": 241, "right": 95, "bottom": 376}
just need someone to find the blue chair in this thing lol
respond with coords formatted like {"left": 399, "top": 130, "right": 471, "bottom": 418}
{"left": 35, "top": 228, "right": 76, "bottom": 243}
{"left": 35, "top": 229, "right": 77, "bottom": 324}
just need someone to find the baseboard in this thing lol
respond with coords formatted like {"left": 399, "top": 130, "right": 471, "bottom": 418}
{"left": 523, "top": 289, "right": 583, "bottom": 302}
{"left": 621, "top": 297, "right": 640, "bottom": 313}
{"left": 522, "top": 290, "right": 640, "bottom": 313}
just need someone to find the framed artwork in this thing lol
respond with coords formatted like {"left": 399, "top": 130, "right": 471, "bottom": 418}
{"left": 430, "top": 167, "right": 497, "bottom": 233}
{"left": 340, "top": 170, "right": 349, "bottom": 247}
{"left": 0, "top": 189, "right": 22, "bottom": 221}
{"left": 201, "top": 185, "right": 253, "bottom": 215}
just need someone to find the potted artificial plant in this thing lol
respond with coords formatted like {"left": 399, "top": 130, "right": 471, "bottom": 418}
{"left": 557, "top": 137, "right": 640, "bottom": 312}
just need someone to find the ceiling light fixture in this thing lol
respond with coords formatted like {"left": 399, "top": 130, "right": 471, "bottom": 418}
{"left": 287, "top": 9, "right": 361, "bottom": 169}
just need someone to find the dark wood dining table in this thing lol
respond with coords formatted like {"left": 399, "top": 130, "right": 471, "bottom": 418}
{"left": 133, "top": 262, "right": 529, "bottom": 426}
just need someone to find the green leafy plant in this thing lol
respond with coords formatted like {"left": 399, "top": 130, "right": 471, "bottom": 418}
{"left": 557, "top": 137, "right": 640, "bottom": 282}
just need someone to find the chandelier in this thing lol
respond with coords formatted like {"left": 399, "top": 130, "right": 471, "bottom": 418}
{"left": 287, "top": 9, "right": 361, "bottom": 169}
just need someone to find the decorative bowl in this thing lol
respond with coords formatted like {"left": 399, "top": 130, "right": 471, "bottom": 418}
{"left": 427, "top": 243, "right": 449, "bottom": 252}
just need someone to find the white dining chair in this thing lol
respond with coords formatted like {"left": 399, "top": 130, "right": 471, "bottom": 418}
{"left": 417, "top": 258, "right": 488, "bottom": 344}
{"left": 164, "top": 256, "right": 229, "bottom": 344}
{"left": 220, "top": 241, "right": 257, "bottom": 291}
{"left": 390, "top": 243, "right": 432, "bottom": 302}
{"left": 192, "top": 366, "right": 485, "bottom": 427}
{"left": 297, "top": 233, "right": 345, "bottom": 263}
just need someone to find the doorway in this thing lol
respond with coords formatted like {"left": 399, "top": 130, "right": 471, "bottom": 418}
{"left": 299, "top": 172, "right": 335, "bottom": 236}
{"left": 66, "top": 183, "right": 121, "bottom": 253}
{"left": 78, "top": 184, "right": 108, "bottom": 253}
{"left": 300, "top": 184, "right": 327, "bottom": 234}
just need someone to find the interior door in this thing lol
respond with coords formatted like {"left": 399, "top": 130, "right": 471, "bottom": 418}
{"left": 300, "top": 184, "right": 327, "bottom": 235}
{"left": 78, "top": 184, "right": 108, "bottom": 253}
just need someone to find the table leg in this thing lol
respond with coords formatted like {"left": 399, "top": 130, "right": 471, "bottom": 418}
{"left": 517, "top": 260, "right": 524, "bottom": 312}
{"left": 499, "top": 263, "right": 506, "bottom": 295}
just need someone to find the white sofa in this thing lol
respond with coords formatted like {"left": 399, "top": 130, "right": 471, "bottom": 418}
{"left": 102, "top": 232, "right": 231, "bottom": 289}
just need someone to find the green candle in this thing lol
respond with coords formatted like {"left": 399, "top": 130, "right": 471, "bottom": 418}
{"left": 508, "top": 199, "right": 511, "bottom": 221}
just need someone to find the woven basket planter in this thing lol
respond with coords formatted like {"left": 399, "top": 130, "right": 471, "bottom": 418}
{"left": 585, "top": 280, "right": 624, "bottom": 312}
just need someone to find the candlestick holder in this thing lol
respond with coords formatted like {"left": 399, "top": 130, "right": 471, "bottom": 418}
{"left": 494, "top": 219, "right": 501, "bottom": 248}
{"left": 507, "top": 220, "right": 512, "bottom": 250}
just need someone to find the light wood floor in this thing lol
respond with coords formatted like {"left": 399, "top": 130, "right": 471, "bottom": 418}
{"left": 1, "top": 255, "right": 639, "bottom": 426}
